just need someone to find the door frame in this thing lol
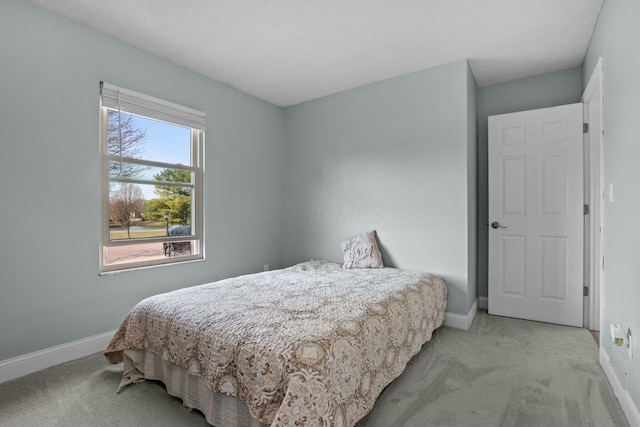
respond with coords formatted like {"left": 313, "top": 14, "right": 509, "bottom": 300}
{"left": 582, "top": 57, "right": 603, "bottom": 331}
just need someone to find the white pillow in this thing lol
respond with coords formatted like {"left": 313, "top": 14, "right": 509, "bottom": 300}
{"left": 341, "top": 230, "right": 384, "bottom": 269}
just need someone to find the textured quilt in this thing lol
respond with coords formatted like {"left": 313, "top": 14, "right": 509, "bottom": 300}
{"left": 105, "top": 260, "right": 447, "bottom": 427}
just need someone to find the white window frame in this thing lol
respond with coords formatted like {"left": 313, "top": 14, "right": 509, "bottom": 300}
{"left": 99, "top": 82, "right": 205, "bottom": 273}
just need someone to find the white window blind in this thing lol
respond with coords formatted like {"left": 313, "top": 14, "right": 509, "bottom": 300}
{"left": 100, "top": 82, "right": 205, "bottom": 130}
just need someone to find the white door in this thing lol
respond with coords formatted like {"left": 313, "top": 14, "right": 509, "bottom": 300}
{"left": 488, "top": 104, "right": 584, "bottom": 327}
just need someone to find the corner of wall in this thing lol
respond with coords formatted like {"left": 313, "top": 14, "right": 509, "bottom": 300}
{"left": 600, "top": 348, "right": 640, "bottom": 426}
{"left": 444, "top": 299, "right": 478, "bottom": 330}
{"left": 466, "top": 60, "right": 479, "bottom": 308}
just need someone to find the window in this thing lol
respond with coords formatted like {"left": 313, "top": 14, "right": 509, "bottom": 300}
{"left": 99, "top": 82, "right": 204, "bottom": 273}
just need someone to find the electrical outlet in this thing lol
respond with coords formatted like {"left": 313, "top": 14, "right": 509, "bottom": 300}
{"left": 263, "top": 264, "right": 269, "bottom": 272}
{"left": 611, "top": 324, "right": 625, "bottom": 345}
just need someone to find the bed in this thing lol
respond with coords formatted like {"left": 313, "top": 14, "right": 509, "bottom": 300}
{"left": 105, "top": 259, "right": 447, "bottom": 427}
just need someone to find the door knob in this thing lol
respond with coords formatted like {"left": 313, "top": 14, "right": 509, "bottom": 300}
{"left": 491, "top": 221, "right": 507, "bottom": 229}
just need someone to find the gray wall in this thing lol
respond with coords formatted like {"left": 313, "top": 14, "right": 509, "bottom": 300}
{"left": 0, "top": 1, "right": 285, "bottom": 360}
{"left": 476, "top": 68, "right": 584, "bottom": 299}
{"left": 283, "top": 60, "right": 477, "bottom": 316}
{"left": 583, "top": 0, "right": 640, "bottom": 410}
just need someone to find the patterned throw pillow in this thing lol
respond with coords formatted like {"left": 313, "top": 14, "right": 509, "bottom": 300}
{"left": 341, "top": 230, "right": 384, "bottom": 269}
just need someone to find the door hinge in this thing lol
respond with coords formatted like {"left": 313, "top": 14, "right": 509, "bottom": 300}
{"left": 583, "top": 123, "right": 589, "bottom": 133}
{"left": 584, "top": 286, "right": 589, "bottom": 297}
{"left": 584, "top": 204, "right": 590, "bottom": 215}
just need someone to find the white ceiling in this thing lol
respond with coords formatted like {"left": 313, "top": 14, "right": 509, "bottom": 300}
{"left": 29, "top": 0, "right": 603, "bottom": 107}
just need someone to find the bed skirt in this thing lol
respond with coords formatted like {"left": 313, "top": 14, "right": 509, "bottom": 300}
{"left": 121, "top": 349, "right": 268, "bottom": 427}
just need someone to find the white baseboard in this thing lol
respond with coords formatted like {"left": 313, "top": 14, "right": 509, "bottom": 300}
{"left": 478, "top": 296, "right": 488, "bottom": 310}
{"left": 443, "top": 299, "right": 478, "bottom": 330}
{"left": 0, "top": 330, "right": 116, "bottom": 384}
{"left": 600, "top": 347, "right": 640, "bottom": 427}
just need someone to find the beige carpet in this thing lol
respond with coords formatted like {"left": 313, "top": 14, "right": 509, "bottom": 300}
{"left": 0, "top": 311, "right": 629, "bottom": 427}
{"left": 358, "top": 311, "right": 627, "bottom": 426}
